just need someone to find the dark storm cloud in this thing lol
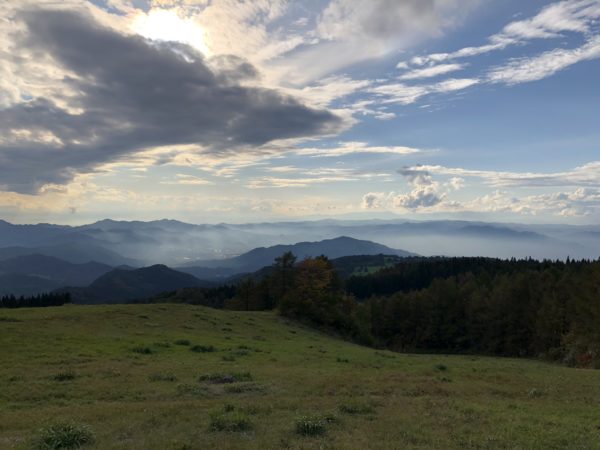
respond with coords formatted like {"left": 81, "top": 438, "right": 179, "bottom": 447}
{"left": 0, "top": 8, "right": 342, "bottom": 193}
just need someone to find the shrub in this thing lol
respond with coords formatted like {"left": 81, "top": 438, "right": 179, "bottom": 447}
{"left": 190, "top": 345, "right": 216, "bottom": 353}
{"left": 209, "top": 411, "right": 253, "bottom": 432}
{"left": 174, "top": 339, "right": 191, "bottom": 346}
{"left": 33, "top": 421, "right": 94, "bottom": 449}
{"left": 131, "top": 346, "right": 153, "bottom": 355}
{"left": 295, "top": 415, "right": 327, "bottom": 436}
{"left": 51, "top": 371, "right": 76, "bottom": 382}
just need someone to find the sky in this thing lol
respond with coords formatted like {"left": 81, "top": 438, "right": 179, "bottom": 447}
{"left": 1, "top": 0, "right": 599, "bottom": 225}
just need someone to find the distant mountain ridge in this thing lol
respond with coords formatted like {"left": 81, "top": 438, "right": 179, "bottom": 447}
{"left": 60, "top": 264, "right": 210, "bottom": 304}
{"left": 1, "top": 218, "right": 598, "bottom": 265}
{"left": 178, "top": 236, "right": 416, "bottom": 279}
{"left": 0, "top": 273, "right": 62, "bottom": 297}
{"left": 0, "top": 255, "right": 112, "bottom": 286}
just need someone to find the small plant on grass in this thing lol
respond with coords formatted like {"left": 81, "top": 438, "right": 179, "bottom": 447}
{"left": 148, "top": 373, "right": 177, "bottom": 382}
{"left": 190, "top": 344, "right": 216, "bottom": 353}
{"left": 224, "top": 383, "right": 264, "bottom": 394}
{"left": 295, "top": 415, "right": 327, "bottom": 436}
{"left": 528, "top": 388, "right": 543, "bottom": 398}
{"left": 51, "top": 371, "right": 76, "bottom": 382}
{"left": 339, "top": 402, "right": 374, "bottom": 415}
{"left": 209, "top": 410, "right": 253, "bottom": 432}
{"left": 131, "top": 346, "right": 153, "bottom": 355}
{"left": 174, "top": 339, "right": 191, "bottom": 346}
{"left": 222, "top": 355, "right": 236, "bottom": 362}
{"left": 435, "top": 364, "right": 448, "bottom": 371}
{"left": 198, "top": 371, "right": 252, "bottom": 384}
{"left": 336, "top": 357, "right": 350, "bottom": 363}
{"left": 0, "top": 317, "right": 21, "bottom": 322}
{"left": 176, "top": 384, "right": 209, "bottom": 397}
{"left": 33, "top": 421, "right": 94, "bottom": 449}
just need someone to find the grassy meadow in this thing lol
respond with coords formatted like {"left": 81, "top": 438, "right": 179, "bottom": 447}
{"left": 1, "top": 304, "right": 599, "bottom": 449}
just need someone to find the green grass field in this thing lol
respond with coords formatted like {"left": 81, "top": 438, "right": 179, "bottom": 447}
{"left": 1, "top": 304, "right": 599, "bottom": 449}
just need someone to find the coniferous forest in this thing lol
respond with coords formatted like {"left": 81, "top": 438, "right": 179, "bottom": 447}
{"left": 0, "top": 292, "right": 71, "bottom": 308}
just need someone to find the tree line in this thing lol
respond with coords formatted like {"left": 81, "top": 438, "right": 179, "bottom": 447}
{"left": 0, "top": 292, "right": 72, "bottom": 308}
{"left": 174, "top": 253, "right": 598, "bottom": 368}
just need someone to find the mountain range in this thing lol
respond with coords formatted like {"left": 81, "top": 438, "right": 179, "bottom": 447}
{"left": 1, "top": 218, "right": 597, "bottom": 268}
{"left": 2, "top": 217, "right": 599, "bottom": 299}
{"left": 0, "top": 236, "right": 413, "bottom": 299}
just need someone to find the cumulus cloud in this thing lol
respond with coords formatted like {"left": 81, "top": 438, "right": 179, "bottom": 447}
{"left": 361, "top": 162, "right": 600, "bottom": 218}
{"left": 0, "top": 7, "right": 343, "bottom": 193}
{"left": 362, "top": 165, "right": 446, "bottom": 211}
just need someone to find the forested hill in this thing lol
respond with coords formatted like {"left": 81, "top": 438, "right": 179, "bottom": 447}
{"left": 344, "top": 256, "right": 564, "bottom": 298}
{"left": 150, "top": 255, "right": 600, "bottom": 368}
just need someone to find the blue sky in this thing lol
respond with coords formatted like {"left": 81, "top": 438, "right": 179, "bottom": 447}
{"left": 0, "top": 0, "right": 599, "bottom": 224}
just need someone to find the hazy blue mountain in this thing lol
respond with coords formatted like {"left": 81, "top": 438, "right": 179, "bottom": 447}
{"left": 0, "top": 273, "right": 61, "bottom": 297}
{"left": 0, "top": 244, "right": 137, "bottom": 266}
{"left": 178, "top": 236, "right": 415, "bottom": 278}
{"left": 62, "top": 264, "right": 210, "bottom": 304}
{"left": 0, "top": 255, "right": 112, "bottom": 287}
{"left": 0, "top": 218, "right": 597, "bottom": 265}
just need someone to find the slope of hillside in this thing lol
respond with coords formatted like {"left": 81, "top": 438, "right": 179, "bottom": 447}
{"left": 0, "top": 244, "right": 136, "bottom": 266}
{"left": 180, "top": 236, "right": 415, "bottom": 278}
{"left": 0, "top": 273, "right": 61, "bottom": 296}
{"left": 0, "top": 255, "right": 112, "bottom": 287}
{"left": 0, "top": 304, "right": 598, "bottom": 449}
{"left": 65, "top": 265, "right": 210, "bottom": 304}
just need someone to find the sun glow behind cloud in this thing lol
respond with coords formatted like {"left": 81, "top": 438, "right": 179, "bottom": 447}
{"left": 132, "top": 9, "right": 210, "bottom": 55}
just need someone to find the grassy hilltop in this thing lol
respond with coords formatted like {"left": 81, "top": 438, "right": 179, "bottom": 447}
{"left": 1, "top": 304, "right": 599, "bottom": 449}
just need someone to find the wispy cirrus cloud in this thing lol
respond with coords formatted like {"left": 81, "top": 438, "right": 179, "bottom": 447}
{"left": 487, "top": 35, "right": 600, "bottom": 84}
{"left": 401, "top": 0, "right": 600, "bottom": 68}
{"left": 368, "top": 78, "right": 479, "bottom": 105}
{"left": 375, "top": 0, "right": 600, "bottom": 107}
{"left": 398, "top": 63, "right": 465, "bottom": 80}
{"left": 293, "top": 141, "right": 424, "bottom": 157}
{"left": 405, "top": 162, "right": 600, "bottom": 188}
